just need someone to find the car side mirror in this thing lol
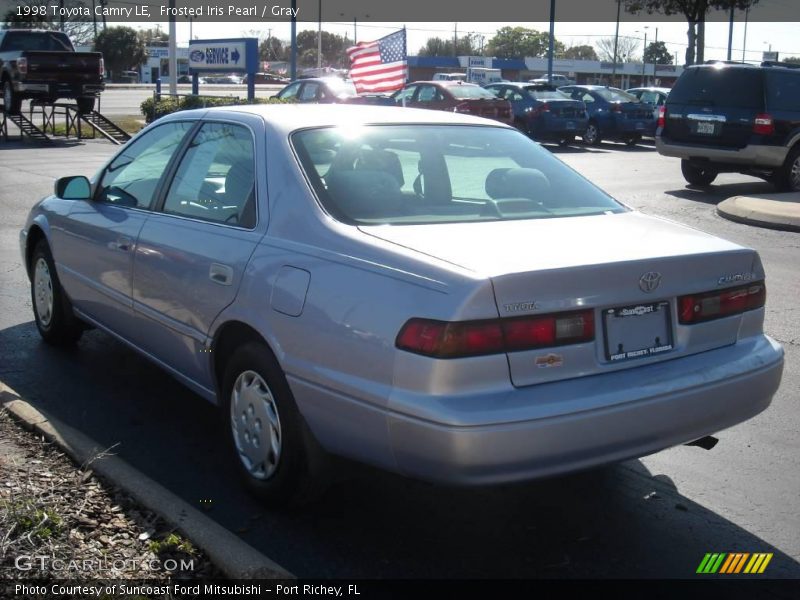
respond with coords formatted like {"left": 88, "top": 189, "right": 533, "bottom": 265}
{"left": 55, "top": 176, "right": 91, "bottom": 200}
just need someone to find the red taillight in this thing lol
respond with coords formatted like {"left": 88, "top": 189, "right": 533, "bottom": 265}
{"left": 99, "top": 57, "right": 105, "bottom": 77}
{"left": 754, "top": 113, "right": 774, "bottom": 135}
{"left": 396, "top": 310, "right": 595, "bottom": 359}
{"left": 678, "top": 282, "right": 766, "bottom": 324}
{"left": 453, "top": 102, "right": 470, "bottom": 114}
{"left": 657, "top": 105, "right": 666, "bottom": 129}
{"left": 17, "top": 57, "right": 27, "bottom": 75}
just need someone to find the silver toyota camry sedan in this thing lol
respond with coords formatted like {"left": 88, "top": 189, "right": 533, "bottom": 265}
{"left": 20, "top": 104, "right": 784, "bottom": 505}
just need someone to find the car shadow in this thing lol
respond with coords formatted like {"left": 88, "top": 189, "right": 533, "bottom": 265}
{"left": 665, "top": 180, "right": 777, "bottom": 206}
{"left": 547, "top": 144, "right": 609, "bottom": 155}
{"left": 0, "top": 139, "right": 89, "bottom": 150}
{"left": 1, "top": 320, "right": 798, "bottom": 581}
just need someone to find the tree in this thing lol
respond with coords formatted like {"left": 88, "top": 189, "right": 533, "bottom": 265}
{"left": 644, "top": 41, "right": 674, "bottom": 65}
{"left": 782, "top": 57, "right": 800, "bottom": 65}
{"left": 623, "top": 0, "right": 761, "bottom": 66}
{"left": 4, "top": 0, "right": 96, "bottom": 46}
{"left": 563, "top": 45, "right": 599, "bottom": 61}
{"left": 295, "top": 30, "right": 352, "bottom": 68}
{"left": 260, "top": 37, "right": 288, "bottom": 63}
{"left": 486, "top": 27, "right": 564, "bottom": 59}
{"left": 137, "top": 26, "right": 169, "bottom": 46}
{"left": 94, "top": 27, "right": 147, "bottom": 81}
{"left": 418, "top": 33, "right": 484, "bottom": 57}
{"left": 595, "top": 36, "right": 640, "bottom": 63}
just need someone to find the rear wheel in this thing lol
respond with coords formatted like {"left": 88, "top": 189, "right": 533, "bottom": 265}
{"left": 558, "top": 135, "right": 575, "bottom": 147}
{"left": 583, "top": 122, "right": 601, "bottom": 146}
{"left": 681, "top": 160, "right": 718, "bottom": 187}
{"left": 773, "top": 145, "right": 800, "bottom": 192}
{"left": 514, "top": 119, "right": 530, "bottom": 136}
{"left": 30, "top": 240, "right": 83, "bottom": 346}
{"left": 76, "top": 97, "right": 95, "bottom": 114}
{"left": 222, "top": 342, "right": 329, "bottom": 506}
{"left": 2, "top": 79, "right": 22, "bottom": 115}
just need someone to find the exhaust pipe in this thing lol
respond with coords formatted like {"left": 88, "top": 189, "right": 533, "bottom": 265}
{"left": 685, "top": 435, "right": 719, "bottom": 450}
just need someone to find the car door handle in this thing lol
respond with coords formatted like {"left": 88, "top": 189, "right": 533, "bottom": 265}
{"left": 111, "top": 236, "right": 133, "bottom": 252}
{"left": 209, "top": 263, "right": 234, "bottom": 286}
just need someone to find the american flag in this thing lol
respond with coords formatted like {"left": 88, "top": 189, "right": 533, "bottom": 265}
{"left": 346, "top": 29, "right": 408, "bottom": 94}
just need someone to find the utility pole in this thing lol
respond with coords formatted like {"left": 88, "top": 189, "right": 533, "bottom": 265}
{"left": 612, "top": 0, "right": 621, "bottom": 85}
{"left": 742, "top": 7, "right": 749, "bottom": 62}
{"left": 653, "top": 27, "right": 658, "bottom": 82}
{"left": 290, "top": 0, "right": 297, "bottom": 80}
{"left": 727, "top": 5, "right": 734, "bottom": 60}
{"left": 454, "top": 23, "right": 458, "bottom": 57}
{"left": 354, "top": 18, "right": 357, "bottom": 44}
{"left": 641, "top": 27, "right": 648, "bottom": 84}
{"left": 168, "top": 0, "right": 177, "bottom": 95}
{"left": 547, "top": 0, "right": 555, "bottom": 83}
{"left": 317, "top": 0, "right": 322, "bottom": 70}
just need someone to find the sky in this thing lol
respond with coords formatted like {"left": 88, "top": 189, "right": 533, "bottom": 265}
{"left": 151, "top": 19, "right": 800, "bottom": 63}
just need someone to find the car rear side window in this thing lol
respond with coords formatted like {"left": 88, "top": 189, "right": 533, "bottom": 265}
{"left": 765, "top": 71, "right": 800, "bottom": 112}
{"left": 668, "top": 67, "right": 764, "bottom": 109}
{"left": 292, "top": 125, "right": 625, "bottom": 225}
{"left": 448, "top": 86, "right": 497, "bottom": 99}
{"left": 96, "top": 122, "right": 192, "bottom": 210}
{"left": 162, "top": 122, "right": 256, "bottom": 228}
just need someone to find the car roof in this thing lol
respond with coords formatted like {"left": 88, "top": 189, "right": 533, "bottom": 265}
{"left": 414, "top": 80, "right": 481, "bottom": 87}
{"left": 168, "top": 104, "right": 510, "bottom": 132}
{"left": 627, "top": 87, "right": 671, "bottom": 93}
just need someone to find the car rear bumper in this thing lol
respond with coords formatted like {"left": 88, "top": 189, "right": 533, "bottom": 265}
{"left": 384, "top": 334, "right": 783, "bottom": 485}
{"left": 656, "top": 136, "right": 787, "bottom": 168}
{"left": 13, "top": 81, "right": 104, "bottom": 98}
{"left": 535, "top": 117, "right": 589, "bottom": 137}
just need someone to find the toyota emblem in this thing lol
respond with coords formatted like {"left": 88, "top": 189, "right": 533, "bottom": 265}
{"left": 639, "top": 271, "right": 662, "bottom": 293}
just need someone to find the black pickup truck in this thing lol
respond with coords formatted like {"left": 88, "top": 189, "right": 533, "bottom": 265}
{"left": 0, "top": 29, "right": 104, "bottom": 115}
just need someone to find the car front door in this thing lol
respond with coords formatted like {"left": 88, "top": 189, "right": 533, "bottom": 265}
{"left": 130, "top": 117, "right": 266, "bottom": 392}
{"left": 54, "top": 121, "right": 194, "bottom": 339}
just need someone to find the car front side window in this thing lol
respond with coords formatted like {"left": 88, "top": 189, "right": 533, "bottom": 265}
{"left": 95, "top": 122, "right": 192, "bottom": 209}
{"left": 161, "top": 122, "right": 256, "bottom": 229}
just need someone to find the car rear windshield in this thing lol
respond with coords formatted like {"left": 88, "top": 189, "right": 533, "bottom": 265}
{"left": 0, "top": 31, "right": 73, "bottom": 52}
{"left": 326, "top": 79, "right": 357, "bottom": 96}
{"left": 448, "top": 86, "right": 497, "bottom": 99}
{"left": 524, "top": 87, "right": 570, "bottom": 100}
{"left": 595, "top": 88, "right": 639, "bottom": 102}
{"left": 292, "top": 125, "right": 625, "bottom": 225}
{"left": 668, "top": 67, "right": 764, "bottom": 109}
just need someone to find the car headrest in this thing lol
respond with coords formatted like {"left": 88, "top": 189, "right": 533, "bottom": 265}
{"left": 485, "top": 168, "right": 550, "bottom": 199}
{"left": 355, "top": 149, "right": 404, "bottom": 187}
{"left": 225, "top": 161, "right": 255, "bottom": 204}
{"left": 325, "top": 169, "right": 403, "bottom": 219}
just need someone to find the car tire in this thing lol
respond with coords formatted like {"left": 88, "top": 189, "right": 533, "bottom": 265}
{"left": 30, "top": 240, "right": 84, "bottom": 346}
{"left": 773, "top": 145, "right": 800, "bottom": 192}
{"left": 625, "top": 135, "right": 641, "bottom": 147}
{"left": 514, "top": 119, "right": 530, "bottom": 136}
{"left": 681, "top": 160, "right": 718, "bottom": 187}
{"left": 222, "top": 342, "right": 329, "bottom": 507}
{"left": 583, "top": 122, "right": 601, "bottom": 146}
{"left": 558, "top": 135, "right": 575, "bottom": 147}
{"left": 3, "top": 79, "right": 22, "bottom": 115}
{"left": 76, "top": 97, "right": 95, "bottom": 114}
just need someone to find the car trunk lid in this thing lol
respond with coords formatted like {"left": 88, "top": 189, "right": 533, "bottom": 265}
{"left": 455, "top": 98, "right": 513, "bottom": 123}
{"left": 361, "top": 212, "right": 758, "bottom": 386}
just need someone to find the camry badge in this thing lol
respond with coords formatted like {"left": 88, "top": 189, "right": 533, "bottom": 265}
{"left": 639, "top": 271, "right": 662, "bottom": 293}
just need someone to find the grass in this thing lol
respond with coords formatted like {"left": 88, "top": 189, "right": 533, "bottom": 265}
{"left": 39, "top": 114, "right": 145, "bottom": 139}
{"left": 147, "top": 532, "right": 196, "bottom": 556}
{"left": 0, "top": 498, "right": 64, "bottom": 541}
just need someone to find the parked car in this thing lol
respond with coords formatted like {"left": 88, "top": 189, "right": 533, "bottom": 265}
{"left": 245, "top": 72, "right": 289, "bottom": 85}
{"left": 392, "top": 81, "right": 513, "bottom": 125}
{"left": 530, "top": 74, "right": 575, "bottom": 86}
{"left": 0, "top": 28, "right": 104, "bottom": 114}
{"left": 275, "top": 77, "right": 359, "bottom": 103}
{"left": 656, "top": 62, "right": 800, "bottom": 190}
{"left": 485, "top": 82, "right": 588, "bottom": 145}
{"left": 559, "top": 85, "right": 656, "bottom": 146}
{"left": 626, "top": 86, "right": 670, "bottom": 122}
{"left": 21, "top": 105, "right": 783, "bottom": 504}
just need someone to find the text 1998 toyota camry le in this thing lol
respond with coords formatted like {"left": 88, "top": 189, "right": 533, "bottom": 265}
{"left": 20, "top": 105, "right": 784, "bottom": 504}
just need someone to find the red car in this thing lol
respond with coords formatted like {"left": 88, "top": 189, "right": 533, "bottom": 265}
{"left": 393, "top": 81, "right": 513, "bottom": 125}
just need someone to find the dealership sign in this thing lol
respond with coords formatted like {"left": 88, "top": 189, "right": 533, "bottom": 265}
{"left": 188, "top": 38, "right": 257, "bottom": 73}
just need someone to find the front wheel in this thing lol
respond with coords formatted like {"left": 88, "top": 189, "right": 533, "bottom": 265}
{"left": 625, "top": 135, "right": 641, "bottom": 147}
{"left": 30, "top": 240, "right": 83, "bottom": 346}
{"left": 583, "top": 123, "right": 602, "bottom": 146}
{"left": 3, "top": 79, "right": 22, "bottom": 115}
{"left": 222, "top": 342, "right": 329, "bottom": 506}
{"left": 681, "top": 160, "right": 718, "bottom": 186}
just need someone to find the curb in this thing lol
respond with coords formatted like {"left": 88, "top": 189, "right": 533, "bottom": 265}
{"left": 717, "top": 194, "right": 800, "bottom": 233}
{"left": 0, "top": 381, "right": 294, "bottom": 580}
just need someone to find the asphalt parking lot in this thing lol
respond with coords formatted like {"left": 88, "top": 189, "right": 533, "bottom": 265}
{"left": 0, "top": 137, "right": 798, "bottom": 579}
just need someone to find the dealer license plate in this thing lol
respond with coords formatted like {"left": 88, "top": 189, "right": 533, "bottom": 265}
{"left": 604, "top": 301, "right": 673, "bottom": 362}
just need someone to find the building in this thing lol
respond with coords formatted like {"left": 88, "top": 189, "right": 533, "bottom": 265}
{"left": 139, "top": 45, "right": 190, "bottom": 84}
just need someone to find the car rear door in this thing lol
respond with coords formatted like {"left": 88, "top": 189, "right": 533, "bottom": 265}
{"left": 130, "top": 115, "right": 266, "bottom": 390}
{"left": 663, "top": 67, "right": 765, "bottom": 148}
{"left": 54, "top": 121, "right": 194, "bottom": 339}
